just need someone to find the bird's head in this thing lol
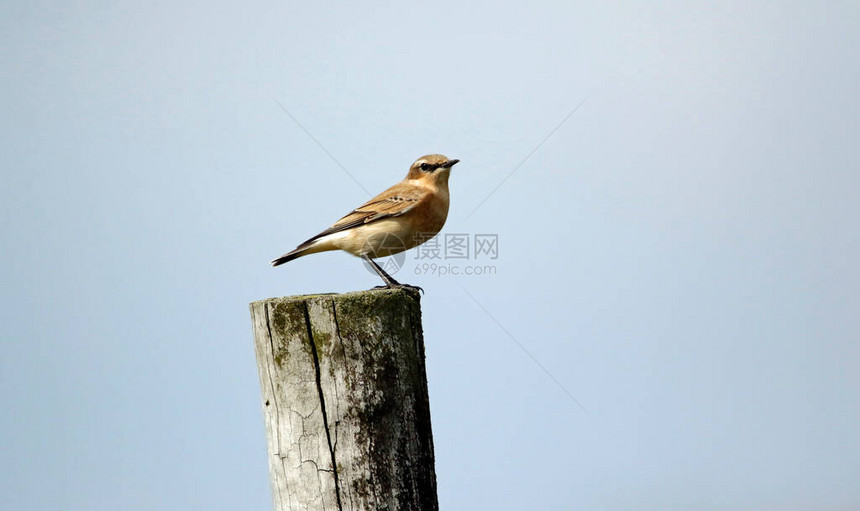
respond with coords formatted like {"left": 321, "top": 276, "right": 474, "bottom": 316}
{"left": 406, "top": 154, "right": 460, "bottom": 183}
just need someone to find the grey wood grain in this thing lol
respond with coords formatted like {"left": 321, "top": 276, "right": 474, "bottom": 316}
{"left": 250, "top": 289, "right": 437, "bottom": 511}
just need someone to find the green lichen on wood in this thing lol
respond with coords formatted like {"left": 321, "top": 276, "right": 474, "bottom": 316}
{"left": 332, "top": 289, "right": 418, "bottom": 345}
{"left": 267, "top": 299, "right": 312, "bottom": 367}
{"left": 309, "top": 325, "right": 333, "bottom": 353}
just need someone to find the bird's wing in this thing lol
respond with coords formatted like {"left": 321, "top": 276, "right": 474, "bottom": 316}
{"left": 295, "top": 182, "right": 429, "bottom": 249}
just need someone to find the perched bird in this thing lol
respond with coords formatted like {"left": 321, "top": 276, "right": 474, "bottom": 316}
{"left": 271, "top": 154, "right": 460, "bottom": 290}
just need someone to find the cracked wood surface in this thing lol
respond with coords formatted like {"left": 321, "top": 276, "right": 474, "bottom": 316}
{"left": 250, "top": 289, "right": 438, "bottom": 511}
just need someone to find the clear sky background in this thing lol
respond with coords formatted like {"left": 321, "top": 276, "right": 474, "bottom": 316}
{"left": 2, "top": 1, "right": 858, "bottom": 509}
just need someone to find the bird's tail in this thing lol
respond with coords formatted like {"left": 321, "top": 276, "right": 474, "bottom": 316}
{"left": 270, "top": 248, "right": 309, "bottom": 267}
{"left": 272, "top": 233, "right": 338, "bottom": 267}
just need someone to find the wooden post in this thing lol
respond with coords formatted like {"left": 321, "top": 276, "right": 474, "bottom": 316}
{"left": 249, "top": 288, "right": 438, "bottom": 511}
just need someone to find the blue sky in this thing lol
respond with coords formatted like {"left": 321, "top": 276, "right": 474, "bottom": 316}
{"left": 2, "top": 1, "right": 858, "bottom": 509}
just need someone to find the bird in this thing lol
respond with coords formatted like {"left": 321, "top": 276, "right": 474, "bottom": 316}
{"left": 271, "top": 154, "right": 460, "bottom": 291}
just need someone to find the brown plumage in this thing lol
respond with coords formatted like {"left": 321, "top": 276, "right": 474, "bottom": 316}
{"left": 271, "top": 154, "right": 459, "bottom": 289}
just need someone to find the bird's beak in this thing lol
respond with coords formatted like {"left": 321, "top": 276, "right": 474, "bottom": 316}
{"left": 446, "top": 159, "right": 460, "bottom": 168}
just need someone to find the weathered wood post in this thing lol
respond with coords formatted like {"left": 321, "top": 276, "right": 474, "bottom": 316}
{"left": 249, "top": 288, "right": 438, "bottom": 510}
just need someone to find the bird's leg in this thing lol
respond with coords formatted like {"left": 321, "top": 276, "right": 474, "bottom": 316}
{"left": 364, "top": 255, "right": 401, "bottom": 286}
{"left": 363, "top": 255, "right": 423, "bottom": 294}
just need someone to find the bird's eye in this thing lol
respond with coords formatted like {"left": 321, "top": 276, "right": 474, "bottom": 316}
{"left": 420, "top": 163, "right": 431, "bottom": 171}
